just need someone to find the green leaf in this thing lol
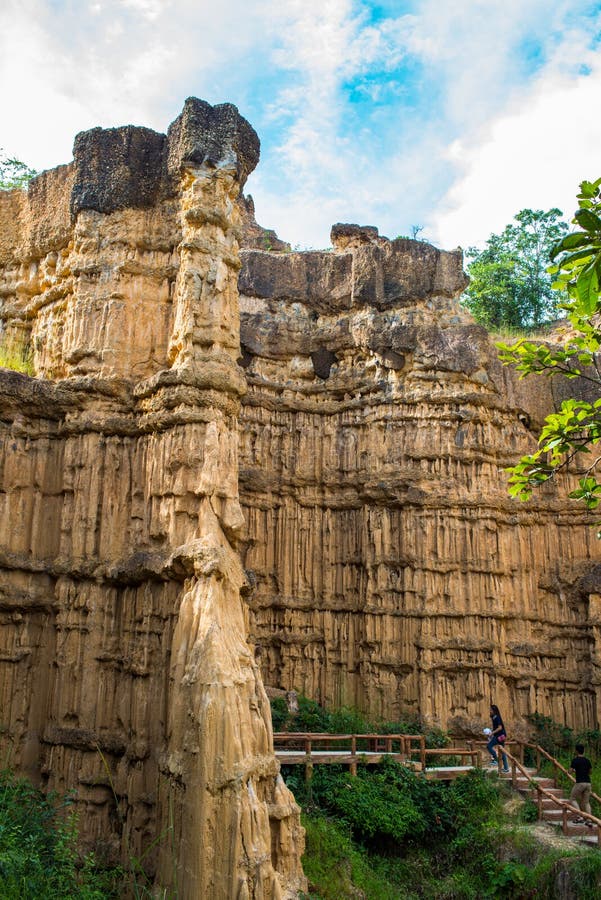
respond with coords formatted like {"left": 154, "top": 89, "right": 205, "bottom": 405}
{"left": 574, "top": 208, "right": 601, "bottom": 233}
{"left": 551, "top": 231, "right": 591, "bottom": 257}
{"left": 578, "top": 181, "right": 597, "bottom": 199}
{"left": 556, "top": 248, "right": 596, "bottom": 269}
{"left": 576, "top": 263, "right": 599, "bottom": 314}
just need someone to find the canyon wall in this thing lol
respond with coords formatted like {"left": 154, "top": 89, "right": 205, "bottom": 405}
{"left": 0, "top": 99, "right": 305, "bottom": 898}
{"left": 237, "top": 224, "right": 601, "bottom": 735}
{"left": 2, "top": 96, "right": 601, "bottom": 894}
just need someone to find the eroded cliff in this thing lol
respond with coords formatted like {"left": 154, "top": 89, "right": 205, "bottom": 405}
{"left": 0, "top": 99, "right": 305, "bottom": 899}
{"left": 237, "top": 224, "right": 601, "bottom": 735}
{"left": 2, "top": 97, "right": 601, "bottom": 896}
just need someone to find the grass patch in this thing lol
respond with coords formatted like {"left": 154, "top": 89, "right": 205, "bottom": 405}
{"left": 0, "top": 343, "right": 34, "bottom": 376}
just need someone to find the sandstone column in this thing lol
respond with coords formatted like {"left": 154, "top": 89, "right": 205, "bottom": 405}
{"left": 0, "top": 98, "right": 305, "bottom": 899}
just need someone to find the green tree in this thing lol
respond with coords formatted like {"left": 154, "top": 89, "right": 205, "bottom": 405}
{"left": 498, "top": 179, "right": 601, "bottom": 519}
{"left": 462, "top": 208, "right": 569, "bottom": 329}
{"left": 0, "top": 150, "right": 36, "bottom": 190}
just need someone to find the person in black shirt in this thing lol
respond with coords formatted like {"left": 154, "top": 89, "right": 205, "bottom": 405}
{"left": 570, "top": 743, "right": 592, "bottom": 824}
{"left": 486, "top": 704, "right": 509, "bottom": 773}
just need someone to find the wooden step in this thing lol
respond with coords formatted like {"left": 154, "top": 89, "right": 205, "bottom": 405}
{"left": 526, "top": 787, "right": 564, "bottom": 799}
{"left": 542, "top": 808, "right": 573, "bottom": 823}
{"left": 513, "top": 776, "right": 555, "bottom": 790}
{"left": 539, "top": 820, "right": 598, "bottom": 841}
{"left": 578, "top": 834, "right": 599, "bottom": 844}
{"left": 561, "top": 822, "right": 597, "bottom": 837}
{"left": 536, "top": 797, "right": 568, "bottom": 810}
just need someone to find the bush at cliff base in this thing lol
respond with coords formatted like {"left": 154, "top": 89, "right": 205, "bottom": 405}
{"left": 271, "top": 694, "right": 449, "bottom": 748}
{"left": 295, "top": 764, "right": 601, "bottom": 899}
{"left": 0, "top": 768, "right": 121, "bottom": 899}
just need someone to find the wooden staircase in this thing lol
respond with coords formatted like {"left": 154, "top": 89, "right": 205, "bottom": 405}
{"left": 497, "top": 747, "right": 601, "bottom": 845}
{"left": 501, "top": 768, "right": 594, "bottom": 838}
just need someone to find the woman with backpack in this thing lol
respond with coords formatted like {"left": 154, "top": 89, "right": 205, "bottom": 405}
{"left": 487, "top": 704, "right": 509, "bottom": 773}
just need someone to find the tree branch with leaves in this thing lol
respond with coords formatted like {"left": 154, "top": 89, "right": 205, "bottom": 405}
{"left": 497, "top": 179, "right": 601, "bottom": 519}
{"left": 0, "top": 151, "right": 36, "bottom": 191}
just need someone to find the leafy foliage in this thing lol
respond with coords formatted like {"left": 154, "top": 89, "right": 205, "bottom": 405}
{"left": 0, "top": 768, "right": 121, "bottom": 898}
{"left": 301, "top": 815, "right": 400, "bottom": 900}
{"left": 497, "top": 180, "right": 601, "bottom": 518}
{"left": 281, "top": 700, "right": 601, "bottom": 897}
{"left": 289, "top": 759, "right": 500, "bottom": 854}
{"left": 462, "top": 208, "right": 569, "bottom": 329}
{"left": 0, "top": 151, "right": 36, "bottom": 191}
{"left": 294, "top": 759, "right": 601, "bottom": 899}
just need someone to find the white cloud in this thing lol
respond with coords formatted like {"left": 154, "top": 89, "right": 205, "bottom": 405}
{"left": 1, "top": 0, "right": 599, "bottom": 253}
{"left": 0, "top": 0, "right": 272, "bottom": 168}
{"left": 430, "top": 30, "right": 601, "bottom": 249}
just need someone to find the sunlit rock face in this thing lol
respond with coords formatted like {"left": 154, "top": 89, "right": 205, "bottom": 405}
{"left": 2, "top": 92, "right": 601, "bottom": 899}
{"left": 0, "top": 98, "right": 305, "bottom": 899}
{"left": 237, "top": 223, "right": 601, "bottom": 736}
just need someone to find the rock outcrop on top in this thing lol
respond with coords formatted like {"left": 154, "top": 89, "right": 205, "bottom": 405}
{"left": 0, "top": 98, "right": 304, "bottom": 899}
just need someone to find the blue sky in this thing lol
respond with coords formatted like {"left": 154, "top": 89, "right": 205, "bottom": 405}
{"left": 2, "top": 0, "right": 601, "bottom": 250}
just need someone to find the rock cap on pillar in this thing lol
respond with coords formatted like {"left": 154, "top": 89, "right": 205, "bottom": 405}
{"left": 69, "top": 97, "right": 260, "bottom": 221}
{"left": 167, "top": 97, "right": 260, "bottom": 189}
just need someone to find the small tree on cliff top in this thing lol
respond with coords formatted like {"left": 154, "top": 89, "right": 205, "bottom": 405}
{"left": 498, "top": 178, "right": 601, "bottom": 521}
{"left": 463, "top": 208, "right": 569, "bottom": 330}
{"left": 0, "top": 151, "right": 36, "bottom": 190}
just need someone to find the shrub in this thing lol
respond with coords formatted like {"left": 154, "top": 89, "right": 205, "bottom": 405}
{"left": 270, "top": 696, "right": 289, "bottom": 731}
{"left": 270, "top": 695, "right": 450, "bottom": 749}
{"left": 302, "top": 814, "right": 402, "bottom": 900}
{"left": 0, "top": 768, "right": 121, "bottom": 898}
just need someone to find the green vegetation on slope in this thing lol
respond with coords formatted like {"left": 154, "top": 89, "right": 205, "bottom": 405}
{"left": 0, "top": 342, "right": 34, "bottom": 376}
{"left": 0, "top": 768, "right": 122, "bottom": 899}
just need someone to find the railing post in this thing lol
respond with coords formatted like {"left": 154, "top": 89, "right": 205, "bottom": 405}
{"left": 562, "top": 807, "right": 568, "bottom": 835}
{"left": 305, "top": 739, "right": 313, "bottom": 784}
{"left": 597, "top": 824, "right": 601, "bottom": 847}
{"left": 420, "top": 736, "right": 426, "bottom": 771}
{"left": 350, "top": 735, "right": 357, "bottom": 777}
{"left": 511, "top": 758, "right": 516, "bottom": 788}
{"left": 537, "top": 789, "right": 543, "bottom": 820}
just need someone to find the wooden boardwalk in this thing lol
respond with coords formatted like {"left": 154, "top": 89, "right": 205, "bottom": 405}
{"left": 274, "top": 732, "right": 480, "bottom": 779}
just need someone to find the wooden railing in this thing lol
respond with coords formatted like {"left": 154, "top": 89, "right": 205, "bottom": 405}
{"left": 273, "top": 732, "right": 479, "bottom": 777}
